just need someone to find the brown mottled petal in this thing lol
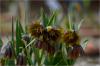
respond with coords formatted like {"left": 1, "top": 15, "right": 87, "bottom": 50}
{"left": 63, "top": 31, "right": 80, "bottom": 46}
{"left": 29, "top": 22, "right": 44, "bottom": 37}
{"left": 68, "top": 45, "right": 81, "bottom": 60}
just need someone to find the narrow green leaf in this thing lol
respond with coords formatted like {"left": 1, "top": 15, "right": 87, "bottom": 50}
{"left": 66, "top": 20, "right": 70, "bottom": 30}
{"left": 47, "top": 11, "right": 56, "bottom": 26}
{"left": 25, "top": 39, "right": 36, "bottom": 48}
{"left": 0, "top": 37, "right": 3, "bottom": 48}
{"left": 5, "top": 59, "right": 15, "bottom": 66}
{"left": 11, "top": 17, "right": 16, "bottom": 58}
{"left": 16, "top": 18, "right": 24, "bottom": 56}
{"left": 19, "top": 21, "right": 24, "bottom": 33}
{"left": 66, "top": 15, "right": 73, "bottom": 31}
{"left": 40, "top": 54, "right": 45, "bottom": 65}
{"left": 11, "top": 16, "right": 14, "bottom": 45}
{"left": 16, "top": 19, "right": 20, "bottom": 55}
{"left": 55, "top": 59, "right": 63, "bottom": 66}
{"left": 44, "top": 55, "right": 53, "bottom": 65}
{"left": 52, "top": 53, "right": 62, "bottom": 65}
{"left": 41, "top": 8, "right": 49, "bottom": 27}
{"left": 78, "top": 18, "right": 85, "bottom": 30}
{"left": 68, "top": 14, "right": 72, "bottom": 30}
{"left": 61, "top": 44, "right": 68, "bottom": 65}
{"left": 81, "top": 38, "right": 88, "bottom": 49}
{"left": 33, "top": 48, "right": 40, "bottom": 64}
{"left": 73, "top": 23, "right": 78, "bottom": 31}
{"left": 26, "top": 48, "right": 33, "bottom": 65}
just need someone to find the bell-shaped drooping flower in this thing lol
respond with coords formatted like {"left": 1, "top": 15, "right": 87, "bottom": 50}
{"left": 68, "top": 45, "right": 84, "bottom": 60}
{"left": 16, "top": 52, "right": 27, "bottom": 66}
{"left": 34, "top": 39, "right": 45, "bottom": 49}
{"left": 34, "top": 39, "right": 55, "bottom": 54}
{"left": 0, "top": 41, "right": 13, "bottom": 59}
{"left": 42, "top": 26, "right": 62, "bottom": 47}
{"left": 63, "top": 31, "right": 80, "bottom": 46}
{"left": 46, "top": 26, "right": 62, "bottom": 42}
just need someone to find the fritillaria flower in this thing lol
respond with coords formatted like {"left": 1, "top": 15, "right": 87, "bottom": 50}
{"left": 68, "top": 45, "right": 84, "bottom": 60}
{"left": 0, "top": 41, "right": 13, "bottom": 59}
{"left": 16, "top": 52, "right": 27, "bottom": 66}
{"left": 28, "top": 22, "right": 44, "bottom": 37}
{"left": 22, "top": 34, "right": 30, "bottom": 43}
{"left": 34, "top": 39, "right": 45, "bottom": 49}
{"left": 42, "top": 26, "right": 62, "bottom": 47}
{"left": 46, "top": 26, "right": 61, "bottom": 42}
{"left": 4, "top": 44, "right": 13, "bottom": 59}
{"left": 63, "top": 31, "right": 80, "bottom": 46}
{"left": 34, "top": 39, "right": 55, "bottom": 54}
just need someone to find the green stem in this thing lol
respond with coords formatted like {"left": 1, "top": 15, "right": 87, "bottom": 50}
{"left": 25, "top": 39, "right": 36, "bottom": 48}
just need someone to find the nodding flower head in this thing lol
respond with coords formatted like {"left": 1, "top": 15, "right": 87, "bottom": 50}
{"left": 34, "top": 39, "right": 45, "bottom": 49}
{"left": 16, "top": 52, "right": 27, "bottom": 66}
{"left": 44, "top": 26, "right": 62, "bottom": 42}
{"left": 63, "top": 31, "right": 80, "bottom": 46}
{"left": 68, "top": 45, "right": 84, "bottom": 60}
{"left": 47, "top": 27, "right": 61, "bottom": 41}
{"left": 22, "top": 34, "right": 30, "bottom": 43}
{"left": 0, "top": 41, "right": 14, "bottom": 59}
{"left": 29, "top": 21, "right": 44, "bottom": 37}
{"left": 5, "top": 44, "right": 13, "bottom": 58}
{"left": 34, "top": 39, "right": 55, "bottom": 54}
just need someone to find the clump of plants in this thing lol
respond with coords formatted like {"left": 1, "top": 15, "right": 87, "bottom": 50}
{"left": 0, "top": 10, "right": 87, "bottom": 66}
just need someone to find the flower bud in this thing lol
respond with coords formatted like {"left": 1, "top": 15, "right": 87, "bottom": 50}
{"left": 0, "top": 41, "right": 13, "bottom": 59}
{"left": 5, "top": 44, "right": 13, "bottom": 58}
{"left": 16, "top": 52, "right": 26, "bottom": 66}
{"left": 22, "top": 34, "right": 30, "bottom": 43}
